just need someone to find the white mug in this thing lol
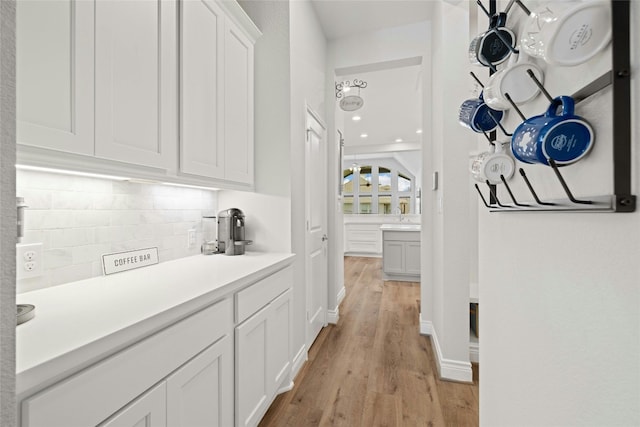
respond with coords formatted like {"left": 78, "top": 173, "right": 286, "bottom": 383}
{"left": 483, "top": 53, "right": 544, "bottom": 111}
{"left": 470, "top": 142, "right": 515, "bottom": 185}
{"left": 519, "top": 0, "right": 611, "bottom": 66}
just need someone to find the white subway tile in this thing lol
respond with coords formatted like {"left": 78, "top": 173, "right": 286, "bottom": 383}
{"left": 72, "top": 244, "right": 111, "bottom": 264}
{"left": 50, "top": 228, "right": 94, "bottom": 248}
{"left": 16, "top": 189, "right": 53, "bottom": 209}
{"left": 74, "top": 211, "right": 111, "bottom": 227}
{"left": 50, "top": 263, "right": 93, "bottom": 287}
{"left": 44, "top": 248, "right": 74, "bottom": 269}
{"left": 52, "top": 191, "right": 94, "bottom": 210}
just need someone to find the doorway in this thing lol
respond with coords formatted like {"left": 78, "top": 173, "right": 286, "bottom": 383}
{"left": 305, "top": 106, "right": 328, "bottom": 349}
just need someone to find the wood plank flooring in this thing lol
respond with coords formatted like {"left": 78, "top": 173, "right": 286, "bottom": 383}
{"left": 259, "top": 257, "right": 479, "bottom": 427}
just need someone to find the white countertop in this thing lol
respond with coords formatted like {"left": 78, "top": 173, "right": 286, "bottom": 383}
{"left": 380, "top": 223, "right": 421, "bottom": 231}
{"left": 16, "top": 251, "right": 295, "bottom": 398}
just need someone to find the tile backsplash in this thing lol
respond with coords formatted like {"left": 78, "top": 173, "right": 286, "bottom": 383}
{"left": 17, "top": 170, "right": 217, "bottom": 293}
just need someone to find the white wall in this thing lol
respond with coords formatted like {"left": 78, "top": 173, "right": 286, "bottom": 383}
{"left": 289, "top": 0, "right": 327, "bottom": 361}
{"left": 422, "top": 0, "right": 473, "bottom": 382}
{"left": 238, "top": 0, "right": 291, "bottom": 198}
{"left": 16, "top": 170, "right": 218, "bottom": 293}
{"left": 479, "top": 2, "right": 640, "bottom": 425}
{"left": 0, "top": 1, "right": 16, "bottom": 423}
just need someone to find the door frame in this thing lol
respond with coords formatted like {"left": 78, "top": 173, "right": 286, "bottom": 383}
{"left": 304, "top": 103, "right": 328, "bottom": 350}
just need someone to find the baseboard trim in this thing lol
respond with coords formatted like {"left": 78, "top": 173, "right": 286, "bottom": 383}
{"left": 327, "top": 307, "right": 339, "bottom": 324}
{"left": 277, "top": 381, "right": 294, "bottom": 395}
{"left": 421, "top": 314, "right": 473, "bottom": 383}
{"left": 291, "top": 344, "right": 307, "bottom": 381}
{"left": 337, "top": 286, "right": 346, "bottom": 306}
{"left": 469, "top": 340, "right": 479, "bottom": 363}
{"left": 344, "top": 252, "right": 382, "bottom": 258}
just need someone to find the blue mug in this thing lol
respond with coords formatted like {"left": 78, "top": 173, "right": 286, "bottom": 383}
{"left": 459, "top": 92, "right": 504, "bottom": 133}
{"left": 511, "top": 96, "right": 594, "bottom": 165}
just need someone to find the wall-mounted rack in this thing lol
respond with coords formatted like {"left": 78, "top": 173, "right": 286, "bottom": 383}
{"left": 471, "top": 0, "right": 635, "bottom": 213}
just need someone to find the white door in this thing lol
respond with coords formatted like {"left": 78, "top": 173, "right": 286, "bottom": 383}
{"left": 17, "top": 0, "right": 94, "bottom": 155}
{"left": 94, "top": 0, "right": 176, "bottom": 169}
{"left": 305, "top": 107, "right": 328, "bottom": 350}
{"left": 166, "top": 336, "right": 233, "bottom": 427}
{"left": 99, "top": 383, "right": 167, "bottom": 427}
{"left": 179, "top": 0, "right": 225, "bottom": 179}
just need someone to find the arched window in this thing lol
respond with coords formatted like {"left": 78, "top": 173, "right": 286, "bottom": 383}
{"left": 342, "top": 162, "right": 416, "bottom": 215}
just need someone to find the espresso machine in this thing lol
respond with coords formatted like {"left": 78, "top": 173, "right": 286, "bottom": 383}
{"left": 217, "top": 208, "right": 252, "bottom": 255}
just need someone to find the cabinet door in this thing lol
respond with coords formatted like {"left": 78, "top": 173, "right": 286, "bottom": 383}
{"left": 383, "top": 241, "right": 405, "bottom": 274}
{"left": 95, "top": 0, "right": 177, "bottom": 169}
{"left": 99, "top": 382, "right": 167, "bottom": 427}
{"left": 267, "top": 289, "right": 291, "bottom": 395}
{"left": 235, "top": 305, "right": 269, "bottom": 427}
{"left": 166, "top": 335, "right": 233, "bottom": 427}
{"left": 405, "top": 241, "right": 421, "bottom": 275}
{"left": 179, "top": 0, "right": 225, "bottom": 179}
{"left": 223, "top": 18, "right": 254, "bottom": 185}
{"left": 17, "top": 0, "right": 94, "bottom": 155}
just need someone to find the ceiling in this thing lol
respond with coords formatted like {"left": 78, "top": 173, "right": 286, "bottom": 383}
{"left": 311, "top": 0, "right": 433, "bottom": 40}
{"left": 311, "top": 1, "right": 430, "bottom": 157}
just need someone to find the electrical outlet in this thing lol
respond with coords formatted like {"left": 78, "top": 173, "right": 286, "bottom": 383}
{"left": 187, "top": 229, "right": 197, "bottom": 249}
{"left": 16, "top": 243, "right": 43, "bottom": 279}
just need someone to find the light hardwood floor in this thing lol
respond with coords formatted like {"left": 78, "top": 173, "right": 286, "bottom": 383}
{"left": 259, "top": 256, "right": 479, "bottom": 427}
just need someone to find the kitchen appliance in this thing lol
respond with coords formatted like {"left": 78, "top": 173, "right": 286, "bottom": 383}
{"left": 217, "top": 208, "right": 252, "bottom": 255}
{"left": 201, "top": 215, "right": 217, "bottom": 255}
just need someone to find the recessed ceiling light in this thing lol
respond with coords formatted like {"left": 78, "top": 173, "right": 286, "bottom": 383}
{"left": 395, "top": 138, "right": 403, "bottom": 143}
{"left": 343, "top": 86, "right": 351, "bottom": 93}
{"left": 416, "top": 129, "right": 423, "bottom": 134}
{"left": 360, "top": 133, "right": 368, "bottom": 138}
{"left": 352, "top": 115, "right": 361, "bottom": 121}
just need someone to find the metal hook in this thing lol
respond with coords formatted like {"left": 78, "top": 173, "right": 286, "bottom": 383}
{"left": 475, "top": 184, "right": 491, "bottom": 208}
{"left": 519, "top": 168, "right": 555, "bottom": 206}
{"left": 503, "top": 93, "right": 527, "bottom": 121}
{"left": 500, "top": 175, "right": 529, "bottom": 207}
{"left": 486, "top": 180, "right": 511, "bottom": 208}
{"left": 548, "top": 159, "right": 593, "bottom": 204}
{"left": 476, "top": 0, "right": 491, "bottom": 18}
{"left": 526, "top": 69, "right": 554, "bottom": 103}
{"left": 488, "top": 111, "right": 513, "bottom": 137}
{"left": 514, "top": 0, "right": 532, "bottom": 16}
{"left": 469, "top": 71, "right": 485, "bottom": 88}
{"left": 481, "top": 130, "right": 496, "bottom": 146}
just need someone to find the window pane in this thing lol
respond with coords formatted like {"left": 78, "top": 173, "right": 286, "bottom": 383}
{"left": 359, "top": 195, "right": 372, "bottom": 214}
{"left": 378, "top": 195, "right": 391, "bottom": 214}
{"left": 343, "top": 170, "right": 354, "bottom": 193}
{"left": 378, "top": 167, "right": 391, "bottom": 192}
{"left": 398, "top": 173, "right": 411, "bottom": 192}
{"left": 343, "top": 196, "right": 353, "bottom": 214}
{"left": 359, "top": 166, "right": 372, "bottom": 193}
{"left": 399, "top": 196, "right": 410, "bottom": 214}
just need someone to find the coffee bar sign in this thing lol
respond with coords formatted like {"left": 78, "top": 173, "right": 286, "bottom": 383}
{"left": 102, "top": 247, "right": 159, "bottom": 275}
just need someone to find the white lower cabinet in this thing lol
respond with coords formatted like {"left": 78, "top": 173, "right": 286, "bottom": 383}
{"left": 236, "top": 288, "right": 292, "bottom": 427}
{"left": 382, "top": 230, "right": 421, "bottom": 281}
{"left": 99, "top": 383, "right": 167, "bottom": 427}
{"left": 166, "top": 336, "right": 234, "bottom": 427}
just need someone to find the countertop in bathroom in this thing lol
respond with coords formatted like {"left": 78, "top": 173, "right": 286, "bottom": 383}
{"left": 380, "top": 223, "right": 422, "bottom": 231}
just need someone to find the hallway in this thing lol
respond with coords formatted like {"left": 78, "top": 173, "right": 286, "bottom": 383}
{"left": 259, "top": 257, "right": 479, "bottom": 426}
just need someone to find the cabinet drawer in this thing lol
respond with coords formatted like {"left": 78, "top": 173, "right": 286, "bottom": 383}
{"left": 235, "top": 266, "right": 292, "bottom": 324}
{"left": 383, "top": 231, "right": 420, "bottom": 241}
{"left": 22, "top": 298, "right": 232, "bottom": 427}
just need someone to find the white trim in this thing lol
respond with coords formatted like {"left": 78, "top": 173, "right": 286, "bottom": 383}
{"left": 276, "top": 381, "right": 294, "bottom": 396}
{"left": 290, "top": 344, "right": 307, "bottom": 382}
{"left": 326, "top": 308, "right": 339, "bottom": 325}
{"left": 419, "top": 313, "right": 434, "bottom": 335}
{"left": 469, "top": 340, "right": 480, "bottom": 364}
{"left": 336, "top": 286, "right": 346, "bottom": 306}
{"left": 421, "top": 315, "right": 473, "bottom": 383}
{"left": 343, "top": 252, "right": 381, "bottom": 258}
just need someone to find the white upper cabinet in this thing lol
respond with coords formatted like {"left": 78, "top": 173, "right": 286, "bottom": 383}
{"left": 94, "top": 0, "right": 177, "bottom": 169}
{"left": 180, "top": 0, "right": 258, "bottom": 186}
{"left": 179, "top": 0, "right": 225, "bottom": 179}
{"left": 17, "top": 0, "right": 94, "bottom": 155}
{"left": 223, "top": 18, "right": 254, "bottom": 185}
